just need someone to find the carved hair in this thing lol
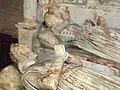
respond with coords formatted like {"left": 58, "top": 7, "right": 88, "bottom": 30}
{"left": 10, "top": 44, "right": 37, "bottom": 63}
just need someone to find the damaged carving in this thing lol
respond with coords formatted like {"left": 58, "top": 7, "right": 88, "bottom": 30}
{"left": 0, "top": 0, "right": 120, "bottom": 90}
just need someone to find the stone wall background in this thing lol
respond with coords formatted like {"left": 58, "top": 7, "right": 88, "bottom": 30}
{"left": 0, "top": 0, "right": 23, "bottom": 38}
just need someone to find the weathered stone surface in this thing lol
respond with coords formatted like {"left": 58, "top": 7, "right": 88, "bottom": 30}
{"left": 9, "top": 0, "right": 120, "bottom": 90}
{"left": 0, "top": 65, "right": 22, "bottom": 90}
{"left": 40, "top": 0, "right": 120, "bottom": 29}
{"left": 38, "top": 30, "right": 60, "bottom": 48}
{"left": 18, "top": 29, "right": 37, "bottom": 50}
{"left": 10, "top": 44, "right": 37, "bottom": 73}
{"left": 59, "top": 66, "right": 120, "bottom": 90}
{"left": 24, "top": 0, "right": 37, "bottom": 21}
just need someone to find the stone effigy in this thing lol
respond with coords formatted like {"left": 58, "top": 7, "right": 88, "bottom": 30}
{"left": 5, "top": 43, "right": 81, "bottom": 90}
{"left": 0, "top": 0, "right": 120, "bottom": 90}
{"left": 0, "top": 41, "right": 120, "bottom": 90}
{"left": 38, "top": 0, "right": 120, "bottom": 65}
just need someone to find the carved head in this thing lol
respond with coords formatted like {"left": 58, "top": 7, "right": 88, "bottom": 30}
{"left": 10, "top": 44, "right": 38, "bottom": 73}
{"left": 10, "top": 43, "right": 37, "bottom": 63}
